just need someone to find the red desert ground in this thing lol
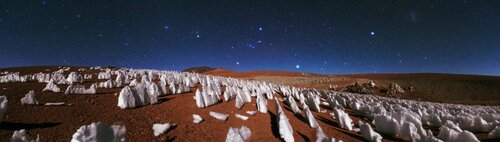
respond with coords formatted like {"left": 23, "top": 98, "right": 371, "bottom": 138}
{"left": 0, "top": 66, "right": 499, "bottom": 142}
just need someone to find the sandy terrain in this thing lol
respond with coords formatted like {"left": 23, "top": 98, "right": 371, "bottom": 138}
{"left": 0, "top": 66, "right": 498, "bottom": 141}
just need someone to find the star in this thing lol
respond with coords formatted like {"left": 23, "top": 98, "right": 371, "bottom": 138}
{"left": 163, "top": 25, "right": 170, "bottom": 30}
{"left": 295, "top": 65, "right": 300, "bottom": 69}
{"left": 258, "top": 27, "right": 263, "bottom": 31}
{"left": 236, "top": 61, "right": 240, "bottom": 65}
{"left": 370, "top": 32, "right": 375, "bottom": 36}
{"left": 246, "top": 43, "right": 256, "bottom": 49}
{"left": 196, "top": 34, "right": 200, "bottom": 38}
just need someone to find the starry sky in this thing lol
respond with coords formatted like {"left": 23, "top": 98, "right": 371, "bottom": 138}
{"left": 1, "top": 0, "right": 499, "bottom": 76}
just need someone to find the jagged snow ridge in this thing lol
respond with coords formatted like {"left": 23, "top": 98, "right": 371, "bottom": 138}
{"left": 400, "top": 121, "right": 420, "bottom": 141}
{"left": 11, "top": 129, "right": 39, "bottom": 142}
{"left": 306, "top": 94, "right": 321, "bottom": 112}
{"left": 333, "top": 108, "right": 352, "bottom": 131}
{"left": 417, "top": 130, "right": 443, "bottom": 142}
{"left": 223, "top": 86, "right": 236, "bottom": 101}
{"left": 194, "top": 88, "right": 220, "bottom": 108}
{"left": 235, "top": 93, "right": 245, "bottom": 109}
{"left": 488, "top": 126, "right": 500, "bottom": 139}
{"left": 117, "top": 83, "right": 160, "bottom": 109}
{"left": 373, "top": 114, "right": 400, "bottom": 137}
{"left": 83, "top": 74, "right": 92, "bottom": 80}
{"left": 66, "top": 72, "right": 83, "bottom": 83}
{"left": 98, "top": 80, "right": 118, "bottom": 89}
{"left": 359, "top": 121, "right": 382, "bottom": 142}
{"left": 42, "top": 80, "right": 60, "bottom": 93}
{"left": 117, "top": 86, "right": 137, "bottom": 109}
{"left": 176, "top": 83, "right": 190, "bottom": 94}
{"left": 0, "top": 96, "right": 7, "bottom": 122}
{"left": 304, "top": 105, "right": 319, "bottom": 128}
{"left": 65, "top": 84, "right": 96, "bottom": 95}
{"left": 152, "top": 123, "right": 175, "bottom": 137}
{"left": 256, "top": 93, "right": 268, "bottom": 113}
{"left": 3, "top": 66, "right": 499, "bottom": 141}
{"left": 456, "top": 130, "right": 480, "bottom": 142}
{"left": 285, "top": 95, "right": 301, "bottom": 114}
{"left": 98, "top": 72, "right": 111, "bottom": 79}
{"left": 21, "top": 90, "right": 38, "bottom": 105}
{"left": 225, "top": 126, "right": 251, "bottom": 142}
{"left": 70, "top": 122, "right": 126, "bottom": 142}
{"left": 274, "top": 98, "right": 294, "bottom": 142}
{"left": 315, "top": 126, "right": 337, "bottom": 142}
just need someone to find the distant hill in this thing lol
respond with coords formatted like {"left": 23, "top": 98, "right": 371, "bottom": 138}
{"left": 182, "top": 66, "right": 324, "bottom": 78}
{"left": 181, "top": 66, "right": 222, "bottom": 74}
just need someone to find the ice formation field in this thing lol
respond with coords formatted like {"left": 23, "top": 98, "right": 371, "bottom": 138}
{"left": 0, "top": 66, "right": 499, "bottom": 141}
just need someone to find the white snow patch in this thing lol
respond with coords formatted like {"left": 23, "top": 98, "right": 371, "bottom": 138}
{"left": 71, "top": 122, "right": 126, "bottom": 142}
{"left": 66, "top": 72, "right": 83, "bottom": 83}
{"left": 11, "top": 129, "right": 39, "bottom": 142}
{"left": 456, "top": 130, "right": 479, "bottom": 142}
{"left": 488, "top": 126, "right": 500, "bottom": 139}
{"left": 315, "top": 126, "right": 337, "bottom": 142}
{"left": 193, "top": 114, "right": 203, "bottom": 124}
{"left": 65, "top": 84, "right": 96, "bottom": 95}
{"left": 210, "top": 111, "right": 229, "bottom": 121}
{"left": 359, "top": 121, "right": 382, "bottom": 142}
{"left": 195, "top": 88, "right": 220, "bottom": 108}
{"left": 152, "top": 123, "right": 176, "bottom": 137}
{"left": 333, "top": 108, "right": 352, "bottom": 131}
{"left": 225, "top": 125, "right": 251, "bottom": 142}
{"left": 0, "top": 96, "right": 7, "bottom": 122}
{"left": 117, "top": 86, "right": 136, "bottom": 109}
{"left": 246, "top": 111, "right": 257, "bottom": 116}
{"left": 235, "top": 114, "right": 249, "bottom": 121}
{"left": 274, "top": 98, "right": 294, "bottom": 142}
{"left": 42, "top": 80, "right": 60, "bottom": 93}
{"left": 21, "top": 91, "right": 38, "bottom": 105}
{"left": 256, "top": 93, "right": 268, "bottom": 113}
{"left": 304, "top": 105, "right": 319, "bottom": 128}
{"left": 44, "top": 102, "right": 65, "bottom": 106}
{"left": 373, "top": 114, "right": 400, "bottom": 137}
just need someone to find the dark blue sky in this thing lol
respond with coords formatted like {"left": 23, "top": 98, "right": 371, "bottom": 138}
{"left": 1, "top": 0, "right": 499, "bottom": 76}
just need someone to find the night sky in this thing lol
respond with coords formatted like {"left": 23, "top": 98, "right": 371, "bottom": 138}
{"left": 1, "top": 1, "right": 499, "bottom": 76}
